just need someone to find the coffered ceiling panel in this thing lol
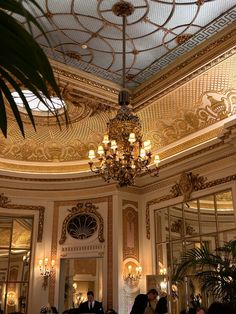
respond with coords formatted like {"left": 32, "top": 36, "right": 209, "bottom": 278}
{"left": 20, "top": 0, "right": 236, "bottom": 87}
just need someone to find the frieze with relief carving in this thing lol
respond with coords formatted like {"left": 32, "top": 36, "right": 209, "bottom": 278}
{"left": 148, "top": 90, "right": 236, "bottom": 148}
{"left": 59, "top": 202, "right": 105, "bottom": 245}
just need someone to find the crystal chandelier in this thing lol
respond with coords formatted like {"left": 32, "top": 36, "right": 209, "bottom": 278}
{"left": 88, "top": 1, "right": 160, "bottom": 187}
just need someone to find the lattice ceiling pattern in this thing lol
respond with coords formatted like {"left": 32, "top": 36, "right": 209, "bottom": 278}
{"left": 21, "top": 0, "right": 236, "bottom": 87}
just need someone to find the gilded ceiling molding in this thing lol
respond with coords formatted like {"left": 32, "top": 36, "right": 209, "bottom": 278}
{"left": 152, "top": 90, "right": 236, "bottom": 148}
{"left": 145, "top": 173, "right": 236, "bottom": 239}
{"left": 59, "top": 202, "right": 105, "bottom": 245}
{"left": 133, "top": 26, "right": 236, "bottom": 110}
{"left": 18, "top": 88, "right": 114, "bottom": 127}
{"left": 0, "top": 193, "right": 44, "bottom": 242}
{"left": 52, "top": 66, "right": 119, "bottom": 106}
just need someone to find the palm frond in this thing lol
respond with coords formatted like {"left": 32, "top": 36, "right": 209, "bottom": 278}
{"left": 172, "top": 241, "right": 236, "bottom": 304}
{"left": 0, "top": 0, "right": 62, "bottom": 137}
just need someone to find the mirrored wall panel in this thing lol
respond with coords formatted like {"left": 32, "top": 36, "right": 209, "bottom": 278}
{"left": 59, "top": 258, "right": 103, "bottom": 314}
{"left": 0, "top": 217, "right": 33, "bottom": 314}
{"left": 154, "top": 190, "right": 236, "bottom": 314}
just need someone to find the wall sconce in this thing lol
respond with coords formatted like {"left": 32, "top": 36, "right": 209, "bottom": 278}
{"left": 22, "top": 252, "right": 30, "bottom": 265}
{"left": 38, "top": 258, "right": 55, "bottom": 289}
{"left": 124, "top": 262, "right": 142, "bottom": 286}
{"left": 159, "top": 266, "right": 167, "bottom": 293}
{"left": 159, "top": 267, "right": 167, "bottom": 276}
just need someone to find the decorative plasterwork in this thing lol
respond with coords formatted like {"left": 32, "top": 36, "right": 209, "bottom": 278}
{"left": 170, "top": 172, "right": 206, "bottom": 202}
{"left": 0, "top": 194, "right": 44, "bottom": 242}
{"left": 19, "top": 1, "right": 236, "bottom": 87}
{"left": 59, "top": 202, "right": 104, "bottom": 245}
{"left": 49, "top": 196, "right": 113, "bottom": 308}
{"left": 145, "top": 173, "right": 236, "bottom": 239}
{"left": 123, "top": 205, "right": 139, "bottom": 261}
{"left": 133, "top": 26, "right": 236, "bottom": 109}
{"left": 156, "top": 91, "right": 235, "bottom": 146}
{"left": 1, "top": 27, "right": 236, "bottom": 174}
{"left": 170, "top": 219, "right": 195, "bottom": 236}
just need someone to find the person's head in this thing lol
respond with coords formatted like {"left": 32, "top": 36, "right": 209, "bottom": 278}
{"left": 147, "top": 288, "right": 158, "bottom": 301}
{"left": 196, "top": 307, "right": 206, "bottom": 314}
{"left": 87, "top": 291, "right": 94, "bottom": 303}
{"left": 207, "top": 302, "right": 224, "bottom": 314}
{"left": 208, "top": 302, "right": 234, "bottom": 314}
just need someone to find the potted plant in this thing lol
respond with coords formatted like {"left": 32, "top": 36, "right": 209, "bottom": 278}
{"left": 172, "top": 239, "right": 236, "bottom": 309}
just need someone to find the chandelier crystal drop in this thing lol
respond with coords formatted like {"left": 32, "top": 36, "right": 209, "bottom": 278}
{"left": 88, "top": 1, "right": 160, "bottom": 187}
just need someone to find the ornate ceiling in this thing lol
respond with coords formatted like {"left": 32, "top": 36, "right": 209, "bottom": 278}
{"left": 2, "top": 0, "right": 236, "bottom": 180}
{"left": 22, "top": 0, "right": 236, "bottom": 87}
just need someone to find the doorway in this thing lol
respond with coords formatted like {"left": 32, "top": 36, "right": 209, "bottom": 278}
{"left": 58, "top": 257, "right": 103, "bottom": 313}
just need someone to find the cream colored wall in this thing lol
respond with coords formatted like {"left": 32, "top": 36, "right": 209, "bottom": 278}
{"left": 0, "top": 117, "right": 235, "bottom": 313}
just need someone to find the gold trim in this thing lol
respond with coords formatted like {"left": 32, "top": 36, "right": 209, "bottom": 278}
{"left": 122, "top": 200, "right": 138, "bottom": 207}
{"left": 170, "top": 172, "right": 206, "bottom": 202}
{"left": 0, "top": 193, "right": 44, "bottom": 242}
{"left": 59, "top": 202, "right": 105, "bottom": 245}
{"left": 145, "top": 173, "right": 236, "bottom": 239}
{"left": 133, "top": 24, "right": 236, "bottom": 110}
{"left": 123, "top": 206, "right": 139, "bottom": 260}
{"left": 49, "top": 196, "right": 113, "bottom": 308}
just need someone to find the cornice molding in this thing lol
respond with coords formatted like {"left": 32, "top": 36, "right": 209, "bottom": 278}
{"left": 51, "top": 60, "right": 119, "bottom": 107}
{"left": 145, "top": 173, "right": 236, "bottom": 239}
{"left": 132, "top": 23, "right": 236, "bottom": 110}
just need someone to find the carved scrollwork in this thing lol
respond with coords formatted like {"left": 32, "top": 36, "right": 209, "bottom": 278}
{"left": 0, "top": 194, "right": 44, "bottom": 242}
{"left": 59, "top": 202, "right": 105, "bottom": 245}
{"left": 170, "top": 172, "right": 207, "bottom": 202}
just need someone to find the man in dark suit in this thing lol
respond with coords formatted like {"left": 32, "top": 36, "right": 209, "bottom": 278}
{"left": 130, "top": 288, "right": 158, "bottom": 314}
{"left": 78, "top": 291, "right": 104, "bottom": 314}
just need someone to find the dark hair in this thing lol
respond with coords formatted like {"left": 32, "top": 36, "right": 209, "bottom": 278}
{"left": 105, "top": 309, "right": 117, "bottom": 314}
{"left": 196, "top": 306, "right": 206, "bottom": 314}
{"left": 208, "top": 302, "right": 234, "bottom": 314}
{"left": 87, "top": 291, "right": 94, "bottom": 296}
{"left": 147, "top": 288, "right": 158, "bottom": 295}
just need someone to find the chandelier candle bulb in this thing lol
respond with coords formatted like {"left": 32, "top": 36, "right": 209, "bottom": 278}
{"left": 111, "top": 140, "right": 117, "bottom": 150}
{"left": 88, "top": 150, "right": 96, "bottom": 160}
{"left": 154, "top": 155, "right": 160, "bottom": 164}
{"left": 144, "top": 140, "right": 151, "bottom": 150}
{"left": 97, "top": 146, "right": 104, "bottom": 156}
{"left": 128, "top": 133, "right": 136, "bottom": 143}
{"left": 140, "top": 148, "right": 146, "bottom": 158}
{"left": 102, "top": 134, "right": 109, "bottom": 144}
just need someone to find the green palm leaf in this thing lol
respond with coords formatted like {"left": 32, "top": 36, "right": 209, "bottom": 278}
{"left": 0, "top": 0, "right": 63, "bottom": 137}
{"left": 173, "top": 240, "right": 236, "bottom": 305}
